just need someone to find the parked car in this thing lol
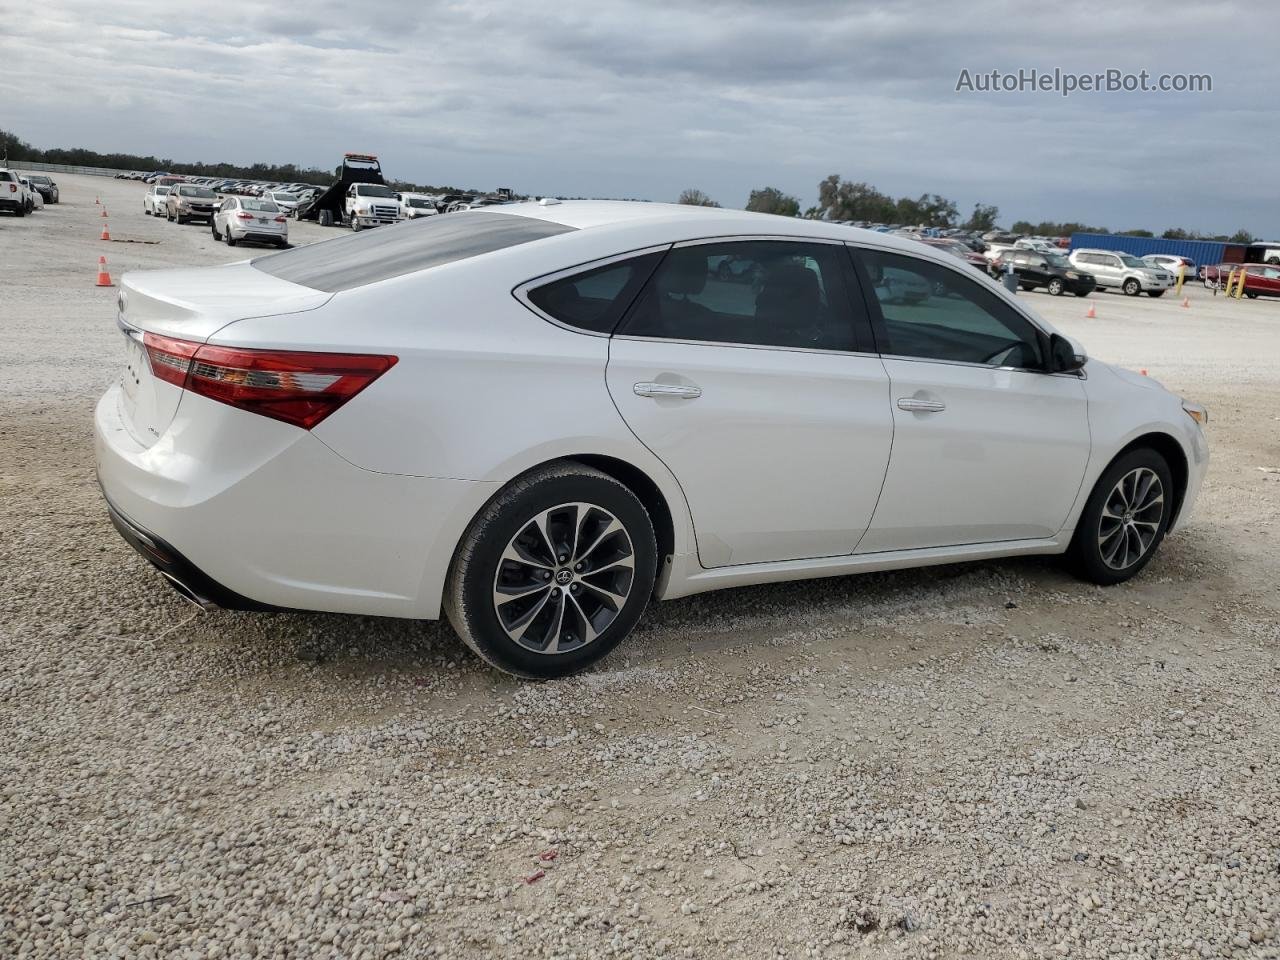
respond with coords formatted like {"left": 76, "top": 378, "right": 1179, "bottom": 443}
{"left": 94, "top": 203, "right": 1209, "bottom": 678}
{"left": 1014, "top": 238, "right": 1059, "bottom": 256}
{"left": 1142, "top": 254, "right": 1196, "bottom": 278}
{"left": 916, "top": 237, "right": 989, "bottom": 272}
{"left": 18, "top": 177, "right": 43, "bottom": 210}
{"left": 266, "top": 191, "right": 303, "bottom": 215}
{"left": 1068, "top": 249, "right": 1175, "bottom": 297}
{"left": 1203, "top": 263, "right": 1280, "bottom": 298}
{"left": 0, "top": 168, "right": 30, "bottom": 215}
{"left": 143, "top": 184, "right": 172, "bottom": 216}
{"left": 24, "top": 174, "right": 58, "bottom": 203}
{"left": 211, "top": 196, "right": 289, "bottom": 248}
{"left": 399, "top": 193, "right": 440, "bottom": 219}
{"left": 1001, "top": 249, "right": 1096, "bottom": 297}
{"left": 165, "top": 184, "right": 219, "bottom": 224}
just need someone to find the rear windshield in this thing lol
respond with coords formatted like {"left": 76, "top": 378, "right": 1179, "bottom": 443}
{"left": 252, "top": 210, "right": 575, "bottom": 292}
{"left": 178, "top": 185, "right": 216, "bottom": 198}
{"left": 242, "top": 199, "right": 279, "bottom": 212}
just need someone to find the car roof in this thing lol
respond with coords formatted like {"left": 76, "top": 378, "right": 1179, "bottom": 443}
{"left": 490, "top": 200, "right": 957, "bottom": 259}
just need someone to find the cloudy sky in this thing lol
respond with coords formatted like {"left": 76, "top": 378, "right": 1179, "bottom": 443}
{"left": 1, "top": 0, "right": 1274, "bottom": 234}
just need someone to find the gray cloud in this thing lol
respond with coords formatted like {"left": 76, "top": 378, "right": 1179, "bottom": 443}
{"left": 1, "top": 0, "right": 1274, "bottom": 233}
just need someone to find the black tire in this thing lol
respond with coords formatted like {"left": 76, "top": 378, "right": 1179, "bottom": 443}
{"left": 211, "top": 221, "right": 221, "bottom": 241}
{"left": 15, "top": 204, "right": 24, "bottom": 217}
{"left": 1047, "top": 278, "right": 1065, "bottom": 296}
{"left": 1147, "top": 290, "right": 1166, "bottom": 298}
{"left": 444, "top": 463, "right": 658, "bottom": 679}
{"left": 176, "top": 212, "right": 186, "bottom": 225}
{"left": 1019, "top": 281, "right": 1036, "bottom": 291}
{"left": 1074, "top": 290, "right": 1090, "bottom": 298}
{"left": 1122, "top": 278, "right": 1141, "bottom": 296}
{"left": 1245, "top": 291, "right": 1258, "bottom": 299}
{"left": 276, "top": 239, "right": 289, "bottom": 248}
{"left": 1266, "top": 257, "right": 1279, "bottom": 265}
{"left": 351, "top": 217, "right": 362, "bottom": 232}
{"left": 226, "top": 232, "right": 236, "bottom": 247}
{"left": 318, "top": 209, "right": 333, "bottom": 227}
{"left": 1067, "top": 448, "right": 1174, "bottom": 586}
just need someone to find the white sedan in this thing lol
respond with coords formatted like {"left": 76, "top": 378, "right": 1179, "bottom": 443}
{"left": 95, "top": 203, "right": 1209, "bottom": 677}
{"left": 211, "top": 196, "right": 289, "bottom": 248}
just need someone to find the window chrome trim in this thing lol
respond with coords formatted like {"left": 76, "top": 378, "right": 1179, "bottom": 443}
{"left": 876, "top": 352, "right": 1088, "bottom": 380}
{"left": 511, "top": 243, "right": 673, "bottom": 337}
{"left": 612, "top": 334, "right": 881, "bottom": 361}
{"left": 670, "top": 234, "right": 850, "bottom": 249}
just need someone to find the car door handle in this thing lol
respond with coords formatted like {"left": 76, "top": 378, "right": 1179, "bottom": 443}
{"left": 897, "top": 397, "right": 946, "bottom": 413}
{"left": 634, "top": 382, "right": 702, "bottom": 400}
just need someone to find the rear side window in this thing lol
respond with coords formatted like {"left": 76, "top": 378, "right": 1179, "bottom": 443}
{"left": 253, "top": 211, "right": 575, "bottom": 292}
{"left": 618, "top": 240, "right": 860, "bottom": 352}
{"left": 525, "top": 253, "right": 664, "bottom": 334}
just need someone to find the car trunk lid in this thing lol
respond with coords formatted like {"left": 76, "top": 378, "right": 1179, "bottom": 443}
{"left": 114, "top": 262, "right": 331, "bottom": 447}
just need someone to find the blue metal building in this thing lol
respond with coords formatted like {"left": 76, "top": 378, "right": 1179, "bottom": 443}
{"left": 1068, "top": 232, "right": 1246, "bottom": 266}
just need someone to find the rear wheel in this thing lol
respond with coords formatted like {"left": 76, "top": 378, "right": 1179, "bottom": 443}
{"left": 1122, "top": 278, "right": 1141, "bottom": 296}
{"left": 1047, "top": 278, "right": 1065, "bottom": 296}
{"left": 1148, "top": 290, "right": 1165, "bottom": 298}
{"left": 1020, "top": 281, "right": 1036, "bottom": 291}
{"left": 1074, "top": 290, "right": 1090, "bottom": 298}
{"left": 444, "top": 463, "right": 658, "bottom": 679}
{"left": 318, "top": 209, "right": 333, "bottom": 227}
{"left": 1067, "top": 448, "right": 1173, "bottom": 586}
{"left": 211, "top": 220, "right": 221, "bottom": 240}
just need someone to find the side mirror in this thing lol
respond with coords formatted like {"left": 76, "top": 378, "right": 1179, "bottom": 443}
{"left": 1049, "top": 333, "right": 1086, "bottom": 374}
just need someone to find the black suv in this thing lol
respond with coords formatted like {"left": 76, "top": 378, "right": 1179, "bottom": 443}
{"left": 1000, "top": 249, "right": 1096, "bottom": 297}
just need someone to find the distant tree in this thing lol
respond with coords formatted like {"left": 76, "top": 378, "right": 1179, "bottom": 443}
{"left": 1118, "top": 229, "right": 1154, "bottom": 237}
{"left": 1010, "top": 220, "right": 1035, "bottom": 234}
{"left": 964, "top": 203, "right": 1000, "bottom": 232}
{"left": 1162, "top": 227, "right": 1190, "bottom": 240}
{"left": 678, "top": 188, "right": 720, "bottom": 207}
{"left": 1229, "top": 229, "right": 1255, "bottom": 244}
{"left": 745, "top": 187, "right": 800, "bottom": 217}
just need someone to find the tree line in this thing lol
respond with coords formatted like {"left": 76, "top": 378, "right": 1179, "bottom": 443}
{"left": 680, "top": 174, "right": 1256, "bottom": 242}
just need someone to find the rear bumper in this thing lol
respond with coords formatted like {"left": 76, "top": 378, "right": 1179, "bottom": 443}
{"left": 94, "top": 384, "right": 499, "bottom": 619}
{"left": 103, "top": 494, "right": 284, "bottom": 611}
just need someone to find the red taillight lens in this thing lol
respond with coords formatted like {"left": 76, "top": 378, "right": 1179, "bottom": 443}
{"left": 8, "top": 184, "right": 15, "bottom": 193}
{"left": 236, "top": 212, "right": 253, "bottom": 220}
{"left": 274, "top": 216, "right": 287, "bottom": 223}
{"left": 142, "top": 333, "right": 396, "bottom": 429}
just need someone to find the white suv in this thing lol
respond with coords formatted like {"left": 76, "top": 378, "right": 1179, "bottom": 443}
{"left": 1069, "top": 249, "right": 1175, "bottom": 297}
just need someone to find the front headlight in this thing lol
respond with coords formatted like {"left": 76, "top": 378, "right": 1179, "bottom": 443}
{"left": 1182, "top": 399, "right": 1208, "bottom": 426}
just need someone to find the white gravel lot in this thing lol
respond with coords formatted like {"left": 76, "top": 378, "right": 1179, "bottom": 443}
{"left": 1, "top": 174, "right": 1278, "bottom": 960}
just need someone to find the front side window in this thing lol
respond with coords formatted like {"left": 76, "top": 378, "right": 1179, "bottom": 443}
{"left": 619, "top": 240, "right": 859, "bottom": 352}
{"left": 526, "top": 253, "right": 663, "bottom": 334}
{"left": 855, "top": 248, "right": 1044, "bottom": 370}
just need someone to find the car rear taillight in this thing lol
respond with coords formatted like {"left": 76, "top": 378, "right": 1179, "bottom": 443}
{"left": 142, "top": 333, "right": 396, "bottom": 429}
{"left": 274, "top": 216, "right": 287, "bottom": 223}
{"left": 7, "top": 184, "right": 14, "bottom": 193}
{"left": 236, "top": 212, "right": 253, "bottom": 220}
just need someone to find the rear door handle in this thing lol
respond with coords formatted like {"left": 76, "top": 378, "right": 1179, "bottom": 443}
{"left": 897, "top": 397, "right": 946, "bottom": 413}
{"left": 634, "top": 382, "right": 702, "bottom": 400}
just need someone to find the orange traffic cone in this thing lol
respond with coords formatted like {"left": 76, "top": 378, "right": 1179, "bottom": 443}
{"left": 1085, "top": 303, "right": 1096, "bottom": 319}
{"left": 95, "top": 195, "right": 100, "bottom": 205}
{"left": 100, "top": 222, "right": 111, "bottom": 241}
{"left": 101, "top": 207, "right": 108, "bottom": 218}
{"left": 1181, "top": 297, "right": 1190, "bottom": 308}
{"left": 1140, "top": 368, "right": 1148, "bottom": 376}
{"left": 95, "top": 255, "right": 114, "bottom": 287}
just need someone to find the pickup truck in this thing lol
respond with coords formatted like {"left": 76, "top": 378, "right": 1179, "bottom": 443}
{"left": 344, "top": 182, "right": 405, "bottom": 230}
{"left": 0, "top": 169, "right": 31, "bottom": 215}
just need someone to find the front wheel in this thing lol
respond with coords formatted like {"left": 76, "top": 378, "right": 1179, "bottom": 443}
{"left": 212, "top": 221, "right": 221, "bottom": 240}
{"left": 444, "top": 463, "right": 658, "bottom": 679}
{"left": 1067, "top": 448, "right": 1173, "bottom": 586}
{"left": 351, "top": 217, "right": 362, "bottom": 231}
{"left": 1047, "top": 278, "right": 1065, "bottom": 296}
{"left": 1122, "top": 278, "right": 1141, "bottom": 296}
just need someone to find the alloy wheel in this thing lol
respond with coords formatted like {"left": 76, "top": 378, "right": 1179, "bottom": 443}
{"left": 492, "top": 502, "right": 635, "bottom": 655}
{"left": 1097, "top": 467, "right": 1164, "bottom": 570}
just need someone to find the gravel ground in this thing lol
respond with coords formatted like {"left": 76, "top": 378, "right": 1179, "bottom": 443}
{"left": 2, "top": 175, "right": 1278, "bottom": 960}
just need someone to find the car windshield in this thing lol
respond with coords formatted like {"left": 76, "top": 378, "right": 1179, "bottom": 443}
{"left": 29, "top": 175, "right": 51, "bottom": 184}
{"left": 156, "top": 186, "right": 171, "bottom": 195}
{"left": 356, "top": 184, "right": 397, "bottom": 198}
{"left": 1120, "top": 255, "right": 1149, "bottom": 268}
{"left": 242, "top": 199, "right": 280, "bottom": 213}
{"left": 1045, "top": 254, "right": 1071, "bottom": 268}
{"left": 179, "top": 186, "right": 216, "bottom": 198}
{"left": 271, "top": 193, "right": 299, "bottom": 201}
{"left": 407, "top": 198, "right": 433, "bottom": 208}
